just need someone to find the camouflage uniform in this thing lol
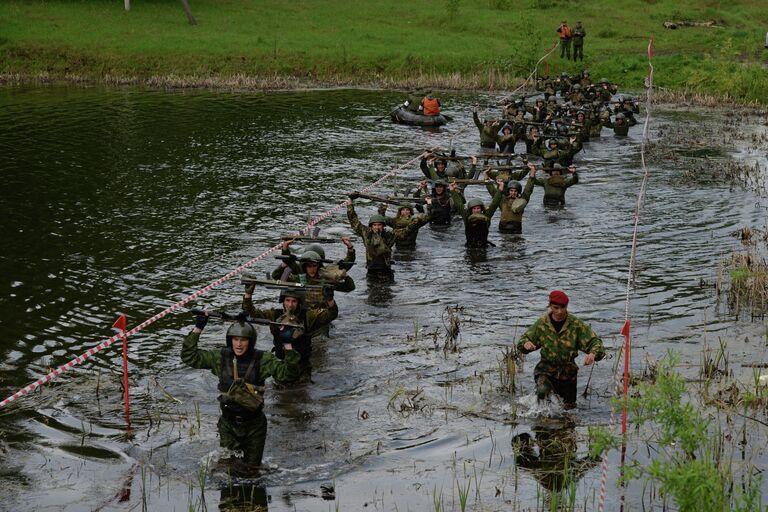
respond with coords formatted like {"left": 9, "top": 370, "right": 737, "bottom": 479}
{"left": 384, "top": 210, "right": 431, "bottom": 249}
{"left": 181, "top": 330, "right": 300, "bottom": 465}
{"left": 404, "top": 92, "right": 422, "bottom": 113}
{"left": 486, "top": 176, "right": 535, "bottom": 234}
{"left": 603, "top": 115, "right": 637, "bottom": 136}
{"left": 541, "top": 141, "right": 582, "bottom": 168}
{"left": 271, "top": 247, "right": 356, "bottom": 306}
{"left": 347, "top": 202, "right": 417, "bottom": 272}
{"left": 532, "top": 171, "right": 579, "bottom": 207}
{"left": 242, "top": 297, "right": 338, "bottom": 381}
{"left": 420, "top": 158, "right": 467, "bottom": 181}
{"left": 516, "top": 312, "right": 605, "bottom": 405}
{"left": 473, "top": 111, "right": 501, "bottom": 149}
{"left": 571, "top": 23, "right": 586, "bottom": 61}
{"left": 452, "top": 190, "right": 502, "bottom": 248}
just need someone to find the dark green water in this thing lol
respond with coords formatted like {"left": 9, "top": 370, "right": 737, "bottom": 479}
{"left": 0, "top": 86, "right": 766, "bottom": 510}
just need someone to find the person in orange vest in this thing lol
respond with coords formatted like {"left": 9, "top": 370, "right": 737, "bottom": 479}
{"left": 420, "top": 92, "right": 441, "bottom": 116}
{"left": 557, "top": 20, "right": 572, "bottom": 60}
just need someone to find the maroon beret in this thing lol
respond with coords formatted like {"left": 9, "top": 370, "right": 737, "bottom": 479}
{"left": 549, "top": 290, "right": 569, "bottom": 306}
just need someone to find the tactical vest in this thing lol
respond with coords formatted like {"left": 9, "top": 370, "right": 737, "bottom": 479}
{"left": 465, "top": 213, "right": 490, "bottom": 248}
{"left": 269, "top": 309, "right": 311, "bottom": 362}
{"left": 218, "top": 348, "right": 265, "bottom": 414}
{"left": 365, "top": 232, "right": 393, "bottom": 270}
{"left": 499, "top": 197, "right": 528, "bottom": 224}
{"left": 430, "top": 196, "right": 452, "bottom": 225}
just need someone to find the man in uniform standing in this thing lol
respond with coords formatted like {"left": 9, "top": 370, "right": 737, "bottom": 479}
{"left": 572, "top": 21, "right": 586, "bottom": 61}
{"left": 181, "top": 315, "right": 300, "bottom": 466}
{"left": 516, "top": 290, "right": 605, "bottom": 409}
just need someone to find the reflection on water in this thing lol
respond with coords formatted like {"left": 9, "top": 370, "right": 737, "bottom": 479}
{"left": 0, "top": 85, "right": 767, "bottom": 510}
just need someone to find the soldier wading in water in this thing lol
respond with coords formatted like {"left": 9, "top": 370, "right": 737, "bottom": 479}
{"left": 516, "top": 290, "right": 605, "bottom": 409}
{"left": 181, "top": 314, "right": 300, "bottom": 466}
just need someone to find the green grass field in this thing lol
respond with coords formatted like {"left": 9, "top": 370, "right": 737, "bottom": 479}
{"left": 1, "top": 0, "right": 767, "bottom": 100}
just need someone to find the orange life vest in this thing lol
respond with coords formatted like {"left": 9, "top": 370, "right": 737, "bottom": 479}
{"left": 559, "top": 25, "right": 571, "bottom": 39}
{"left": 422, "top": 97, "right": 441, "bottom": 116}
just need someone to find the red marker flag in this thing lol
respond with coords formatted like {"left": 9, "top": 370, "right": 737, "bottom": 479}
{"left": 113, "top": 314, "right": 130, "bottom": 428}
{"left": 620, "top": 319, "right": 631, "bottom": 434}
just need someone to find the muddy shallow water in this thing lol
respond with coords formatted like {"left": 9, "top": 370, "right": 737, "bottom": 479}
{"left": 1, "top": 86, "right": 767, "bottom": 511}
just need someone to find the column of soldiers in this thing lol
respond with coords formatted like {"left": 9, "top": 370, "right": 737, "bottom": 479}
{"left": 178, "top": 74, "right": 633, "bottom": 471}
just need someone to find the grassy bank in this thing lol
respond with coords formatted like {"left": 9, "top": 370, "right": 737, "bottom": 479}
{"left": 1, "top": 0, "right": 767, "bottom": 100}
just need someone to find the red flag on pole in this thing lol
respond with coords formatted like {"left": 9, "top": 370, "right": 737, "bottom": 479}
{"left": 620, "top": 319, "right": 631, "bottom": 434}
{"left": 113, "top": 314, "right": 130, "bottom": 428}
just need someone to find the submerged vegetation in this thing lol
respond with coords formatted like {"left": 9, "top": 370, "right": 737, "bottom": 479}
{"left": 2, "top": 0, "right": 768, "bottom": 101}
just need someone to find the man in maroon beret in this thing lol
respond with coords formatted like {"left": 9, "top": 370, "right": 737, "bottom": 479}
{"left": 516, "top": 290, "right": 605, "bottom": 409}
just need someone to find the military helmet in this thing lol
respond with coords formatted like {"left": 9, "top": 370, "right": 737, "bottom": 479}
{"left": 226, "top": 321, "right": 257, "bottom": 349}
{"left": 560, "top": 72, "right": 568, "bottom": 77}
{"left": 368, "top": 214, "right": 387, "bottom": 227}
{"left": 279, "top": 288, "right": 305, "bottom": 307}
{"left": 435, "top": 158, "right": 447, "bottom": 168}
{"left": 507, "top": 180, "right": 523, "bottom": 194}
{"left": 581, "top": 69, "right": 590, "bottom": 76}
{"left": 557, "top": 124, "right": 569, "bottom": 134}
{"left": 299, "top": 250, "right": 323, "bottom": 267}
{"left": 303, "top": 243, "right": 326, "bottom": 259}
{"left": 466, "top": 198, "right": 485, "bottom": 211}
{"left": 599, "top": 78, "right": 609, "bottom": 84}
{"left": 398, "top": 204, "right": 414, "bottom": 216}
{"left": 616, "top": 112, "right": 626, "bottom": 119}
{"left": 433, "top": 180, "right": 447, "bottom": 188}
{"left": 573, "top": 84, "right": 581, "bottom": 91}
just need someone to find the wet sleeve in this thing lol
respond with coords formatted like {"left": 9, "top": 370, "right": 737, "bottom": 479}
{"left": 516, "top": 320, "right": 542, "bottom": 354}
{"left": 564, "top": 172, "right": 579, "bottom": 188}
{"left": 485, "top": 181, "right": 497, "bottom": 198}
{"left": 521, "top": 177, "right": 536, "bottom": 201}
{"left": 259, "top": 350, "right": 301, "bottom": 382}
{"left": 420, "top": 159, "right": 431, "bottom": 179}
{"left": 306, "top": 302, "right": 339, "bottom": 331}
{"left": 577, "top": 320, "right": 606, "bottom": 360}
{"left": 451, "top": 190, "right": 466, "bottom": 218}
{"left": 335, "top": 275, "right": 356, "bottom": 293}
{"left": 486, "top": 190, "right": 503, "bottom": 219}
{"left": 347, "top": 203, "right": 367, "bottom": 238}
{"left": 242, "top": 296, "right": 277, "bottom": 321}
{"left": 344, "top": 246, "right": 356, "bottom": 264}
{"left": 473, "top": 111, "right": 482, "bottom": 130}
{"left": 181, "top": 331, "right": 220, "bottom": 374}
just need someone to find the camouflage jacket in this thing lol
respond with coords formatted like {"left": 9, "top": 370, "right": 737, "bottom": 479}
{"left": 181, "top": 330, "right": 300, "bottom": 382}
{"left": 473, "top": 111, "right": 500, "bottom": 148}
{"left": 347, "top": 203, "right": 416, "bottom": 270}
{"left": 488, "top": 177, "right": 535, "bottom": 224}
{"left": 516, "top": 312, "right": 605, "bottom": 380}
{"left": 385, "top": 213, "right": 430, "bottom": 248}
{"left": 270, "top": 247, "right": 356, "bottom": 304}
{"left": 532, "top": 172, "right": 578, "bottom": 204}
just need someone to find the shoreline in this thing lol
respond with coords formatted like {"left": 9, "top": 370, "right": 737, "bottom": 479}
{"left": 2, "top": 71, "right": 766, "bottom": 110}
